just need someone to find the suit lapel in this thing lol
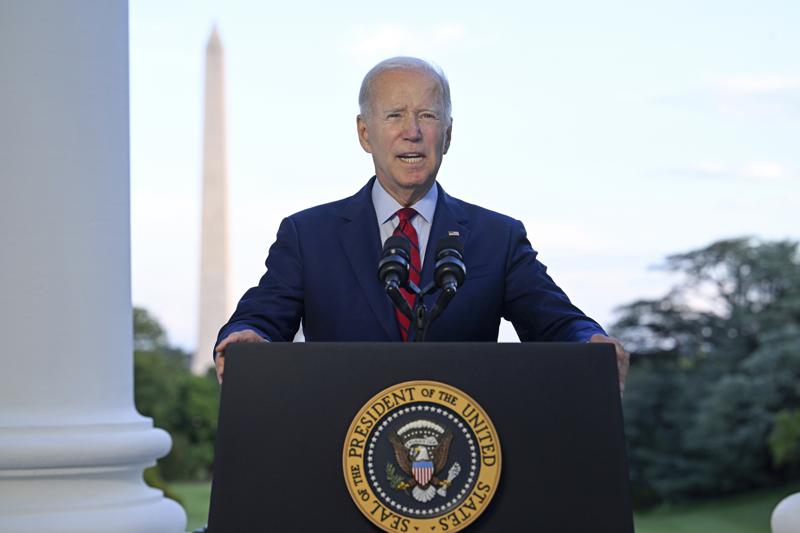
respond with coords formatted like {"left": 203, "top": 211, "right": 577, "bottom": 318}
{"left": 420, "top": 184, "right": 471, "bottom": 296}
{"left": 338, "top": 178, "right": 400, "bottom": 340}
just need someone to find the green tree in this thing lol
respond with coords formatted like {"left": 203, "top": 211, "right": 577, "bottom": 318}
{"left": 614, "top": 238, "right": 800, "bottom": 505}
{"left": 134, "top": 307, "right": 169, "bottom": 352}
{"left": 133, "top": 307, "right": 219, "bottom": 481}
{"left": 771, "top": 409, "right": 800, "bottom": 469}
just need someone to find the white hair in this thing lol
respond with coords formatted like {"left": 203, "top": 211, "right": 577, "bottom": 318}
{"left": 358, "top": 56, "right": 452, "bottom": 119}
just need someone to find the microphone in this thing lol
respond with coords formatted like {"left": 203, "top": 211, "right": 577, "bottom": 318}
{"left": 378, "top": 236, "right": 414, "bottom": 320}
{"left": 428, "top": 236, "right": 466, "bottom": 323}
{"left": 434, "top": 236, "right": 466, "bottom": 292}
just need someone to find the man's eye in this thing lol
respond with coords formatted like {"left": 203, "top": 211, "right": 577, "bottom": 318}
{"left": 420, "top": 113, "right": 438, "bottom": 120}
{"left": 387, "top": 113, "right": 401, "bottom": 119}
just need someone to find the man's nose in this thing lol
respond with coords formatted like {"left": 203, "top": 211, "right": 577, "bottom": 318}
{"left": 401, "top": 116, "right": 422, "bottom": 141}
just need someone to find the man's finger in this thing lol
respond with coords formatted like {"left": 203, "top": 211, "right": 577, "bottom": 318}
{"left": 214, "top": 330, "right": 261, "bottom": 355}
{"left": 214, "top": 332, "right": 242, "bottom": 353}
{"left": 588, "top": 334, "right": 629, "bottom": 395}
{"left": 215, "top": 355, "right": 225, "bottom": 385}
{"left": 213, "top": 330, "right": 268, "bottom": 385}
{"left": 214, "top": 334, "right": 234, "bottom": 354}
{"left": 616, "top": 345, "right": 630, "bottom": 396}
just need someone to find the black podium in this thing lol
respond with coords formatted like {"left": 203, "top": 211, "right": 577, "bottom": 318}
{"left": 207, "top": 343, "right": 633, "bottom": 532}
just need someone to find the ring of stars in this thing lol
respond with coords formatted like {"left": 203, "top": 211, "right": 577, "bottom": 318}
{"left": 366, "top": 403, "right": 479, "bottom": 517}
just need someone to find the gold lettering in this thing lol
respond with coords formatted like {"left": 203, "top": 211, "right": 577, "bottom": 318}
{"left": 348, "top": 437, "right": 364, "bottom": 458}
{"left": 462, "top": 496, "right": 477, "bottom": 511}
{"left": 350, "top": 464, "right": 363, "bottom": 486}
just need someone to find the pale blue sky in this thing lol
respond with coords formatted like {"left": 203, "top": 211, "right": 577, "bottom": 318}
{"left": 130, "top": 1, "right": 799, "bottom": 351}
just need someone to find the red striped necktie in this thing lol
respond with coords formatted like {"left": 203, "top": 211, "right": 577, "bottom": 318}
{"left": 393, "top": 207, "right": 421, "bottom": 341}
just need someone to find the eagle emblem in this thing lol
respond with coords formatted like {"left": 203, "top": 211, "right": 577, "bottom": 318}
{"left": 344, "top": 381, "right": 502, "bottom": 532}
{"left": 386, "top": 420, "right": 462, "bottom": 503}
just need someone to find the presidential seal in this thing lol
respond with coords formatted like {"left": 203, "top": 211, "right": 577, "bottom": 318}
{"left": 343, "top": 381, "right": 501, "bottom": 532}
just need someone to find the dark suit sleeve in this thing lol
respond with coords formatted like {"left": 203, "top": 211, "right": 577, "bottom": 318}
{"left": 502, "top": 219, "right": 606, "bottom": 342}
{"left": 215, "top": 216, "right": 304, "bottom": 351}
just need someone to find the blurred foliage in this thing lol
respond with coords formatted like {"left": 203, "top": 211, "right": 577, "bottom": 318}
{"left": 134, "top": 307, "right": 168, "bottom": 352}
{"left": 615, "top": 238, "right": 800, "bottom": 507}
{"left": 134, "top": 307, "right": 219, "bottom": 482}
{"left": 144, "top": 465, "right": 184, "bottom": 504}
{"left": 770, "top": 409, "right": 800, "bottom": 468}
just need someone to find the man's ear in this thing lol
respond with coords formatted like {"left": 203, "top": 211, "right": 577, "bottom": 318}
{"left": 443, "top": 117, "right": 453, "bottom": 154}
{"left": 356, "top": 115, "right": 372, "bottom": 153}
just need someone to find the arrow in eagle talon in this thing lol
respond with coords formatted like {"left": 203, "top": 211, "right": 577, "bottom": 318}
{"left": 437, "top": 463, "right": 461, "bottom": 497}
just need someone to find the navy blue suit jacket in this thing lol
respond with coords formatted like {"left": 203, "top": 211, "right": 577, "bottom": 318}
{"left": 217, "top": 178, "right": 605, "bottom": 346}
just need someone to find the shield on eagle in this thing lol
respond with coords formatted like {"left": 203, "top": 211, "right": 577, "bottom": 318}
{"left": 412, "top": 460, "right": 434, "bottom": 486}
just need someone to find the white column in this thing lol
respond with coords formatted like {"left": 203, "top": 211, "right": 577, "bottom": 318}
{"left": 772, "top": 493, "right": 800, "bottom": 533}
{"left": 0, "top": 2, "right": 186, "bottom": 532}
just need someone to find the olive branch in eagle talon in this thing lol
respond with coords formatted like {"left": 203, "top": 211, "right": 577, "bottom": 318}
{"left": 386, "top": 463, "right": 410, "bottom": 491}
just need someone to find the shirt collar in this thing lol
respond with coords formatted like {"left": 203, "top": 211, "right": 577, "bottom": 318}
{"left": 372, "top": 178, "right": 438, "bottom": 225}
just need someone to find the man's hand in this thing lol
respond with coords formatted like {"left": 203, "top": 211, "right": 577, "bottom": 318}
{"left": 588, "top": 334, "right": 630, "bottom": 395}
{"left": 213, "top": 329, "right": 267, "bottom": 384}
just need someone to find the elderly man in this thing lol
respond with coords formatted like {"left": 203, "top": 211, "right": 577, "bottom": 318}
{"left": 214, "top": 57, "right": 629, "bottom": 389}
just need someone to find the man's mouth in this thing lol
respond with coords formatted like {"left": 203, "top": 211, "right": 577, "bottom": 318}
{"left": 397, "top": 152, "right": 425, "bottom": 164}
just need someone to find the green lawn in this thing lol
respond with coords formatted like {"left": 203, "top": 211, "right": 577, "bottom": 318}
{"left": 634, "top": 484, "right": 800, "bottom": 533}
{"left": 171, "top": 482, "right": 213, "bottom": 531}
{"left": 170, "top": 481, "right": 800, "bottom": 532}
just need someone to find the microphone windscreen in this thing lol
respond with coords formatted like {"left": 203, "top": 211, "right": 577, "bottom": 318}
{"left": 383, "top": 235, "right": 411, "bottom": 256}
{"left": 435, "top": 235, "right": 463, "bottom": 256}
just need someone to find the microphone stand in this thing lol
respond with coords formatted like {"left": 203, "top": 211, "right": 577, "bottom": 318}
{"left": 402, "top": 280, "right": 439, "bottom": 342}
{"left": 381, "top": 236, "right": 465, "bottom": 342}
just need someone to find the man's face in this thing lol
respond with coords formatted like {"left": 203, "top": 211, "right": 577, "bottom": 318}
{"left": 357, "top": 68, "right": 452, "bottom": 203}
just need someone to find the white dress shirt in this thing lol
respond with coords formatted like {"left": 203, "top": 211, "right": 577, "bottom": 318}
{"left": 371, "top": 178, "right": 438, "bottom": 265}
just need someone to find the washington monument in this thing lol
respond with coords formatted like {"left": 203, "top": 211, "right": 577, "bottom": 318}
{"left": 193, "top": 26, "right": 230, "bottom": 375}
